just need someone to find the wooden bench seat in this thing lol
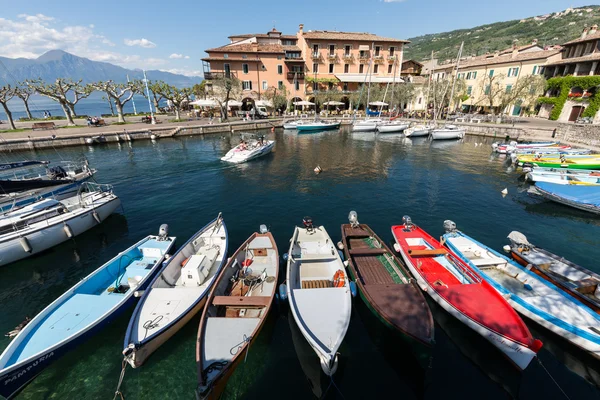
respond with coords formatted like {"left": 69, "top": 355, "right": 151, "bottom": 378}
{"left": 348, "top": 248, "right": 387, "bottom": 256}
{"left": 32, "top": 122, "right": 56, "bottom": 130}
{"left": 408, "top": 248, "right": 448, "bottom": 257}
{"left": 212, "top": 296, "right": 271, "bottom": 307}
{"left": 301, "top": 279, "right": 332, "bottom": 289}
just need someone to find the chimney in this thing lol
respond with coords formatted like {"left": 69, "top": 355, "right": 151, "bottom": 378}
{"left": 591, "top": 24, "right": 598, "bottom": 35}
{"left": 299, "top": 24, "right": 304, "bottom": 34}
{"left": 582, "top": 26, "right": 590, "bottom": 39}
{"left": 252, "top": 42, "right": 258, "bottom": 52}
{"left": 532, "top": 38, "right": 538, "bottom": 45}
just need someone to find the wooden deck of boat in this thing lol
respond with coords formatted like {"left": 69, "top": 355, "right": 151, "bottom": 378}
{"left": 343, "top": 225, "right": 397, "bottom": 285}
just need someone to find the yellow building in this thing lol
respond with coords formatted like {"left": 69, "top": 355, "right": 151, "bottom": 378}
{"left": 432, "top": 42, "right": 561, "bottom": 115}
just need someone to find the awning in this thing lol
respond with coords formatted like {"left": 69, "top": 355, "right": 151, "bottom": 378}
{"left": 293, "top": 100, "right": 315, "bottom": 106}
{"left": 190, "top": 99, "right": 218, "bottom": 107}
{"left": 335, "top": 74, "right": 405, "bottom": 83}
{"left": 226, "top": 100, "right": 243, "bottom": 107}
{"left": 369, "top": 101, "right": 388, "bottom": 106}
{"left": 358, "top": 45, "right": 370, "bottom": 51}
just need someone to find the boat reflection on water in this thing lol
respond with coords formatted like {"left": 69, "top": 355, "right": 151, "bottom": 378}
{"left": 429, "top": 139, "right": 464, "bottom": 150}
{"left": 350, "top": 132, "right": 376, "bottom": 142}
{"left": 521, "top": 197, "right": 600, "bottom": 226}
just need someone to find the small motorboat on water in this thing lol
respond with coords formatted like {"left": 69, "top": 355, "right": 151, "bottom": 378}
{"left": 296, "top": 121, "right": 340, "bottom": 132}
{"left": 0, "top": 160, "right": 95, "bottom": 213}
{"left": 286, "top": 217, "right": 351, "bottom": 376}
{"left": 340, "top": 212, "right": 434, "bottom": 367}
{"left": 391, "top": 216, "right": 542, "bottom": 369}
{"left": 443, "top": 222, "right": 600, "bottom": 362}
{"left": 123, "top": 214, "right": 227, "bottom": 368}
{"left": 196, "top": 226, "right": 278, "bottom": 400}
{"left": 525, "top": 167, "right": 600, "bottom": 185}
{"left": 221, "top": 136, "right": 274, "bottom": 163}
{"left": 492, "top": 141, "right": 559, "bottom": 153}
{"left": 0, "top": 228, "right": 175, "bottom": 399}
{"left": 430, "top": 125, "right": 465, "bottom": 140}
{"left": 517, "top": 154, "right": 600, "bottom": 170}
{"left": 0, "top": 182, "right": 120, "bottom": 267}
{"left": 404, "top": 125, "right": 433, "bottom": 138}
{"left": 507, "top": 231, "right": 600, "bottom": 313}
{"left": 529, "top": 181, "right": 600, "bottom": 214}
{"left": 376, "top": 121, "right": 409, "bottom": 134}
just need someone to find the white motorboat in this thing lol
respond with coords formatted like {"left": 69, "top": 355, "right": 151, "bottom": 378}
{"left": 221, "top": 137, "right": 275, "bottom": 164}
{"left": 285, "top": 217, "right": 351, "bottom": 376}
{"left": 0, "top": 160, "right": 95, "bottom": 213}
{"left": 351, "top": 119, "right": 381, "bottom": 132}
{"left": 376, "top": 121, "right": 409, "bottom": 134}
{"left": 404, "top": 125, "right": 433, "bottom": 138}
{"left": 283, "top": 120, "right": 301, "bottom": 130}
{"left": 526, "top": 167, "right": 600, "bottom": 185}
{"left": 123, "top": 214, "right": 228, "bottom": 368}
{"left": 431, "top": 125, "right": 465, "bottom": 140}
{"left": 0, "top": 182, "right": 120, "bottom": 267}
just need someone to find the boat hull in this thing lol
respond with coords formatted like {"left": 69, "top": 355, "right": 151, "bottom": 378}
{"left": 0, "top": 178, "right": 92, "bottom": 213}
{"left": 351, "top": 124, "right": 377, "bottom": 132}
{"left": 405, "top": 129, "right": 430, "bottom": 138}
{"left": 376, "top": 124, "right": 408, "bottom": 133}
{"left": 530, "top": 182, "right": 600, "bottom": 215}
{"left": 296, "top": 123, "right": 340, "bottom": 132}
{"left": 220, "top": 141, "right": 275, "bottom": 164}
{"left": 0, "top": 196, "right": 121, "bottom": 267}
{"left": 431, "top": 129, "right": 465, "bottom": 140}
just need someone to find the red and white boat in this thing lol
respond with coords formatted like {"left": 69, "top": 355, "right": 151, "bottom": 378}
{"left": 391, "top": 217, "right": 543, "bottom": 370}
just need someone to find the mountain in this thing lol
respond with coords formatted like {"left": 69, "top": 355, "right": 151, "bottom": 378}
{"left": 405, "top": 5, "right": 600, "bottom": 63}
{"left": 0, "top": 50, "right": 200, "bottom": 87}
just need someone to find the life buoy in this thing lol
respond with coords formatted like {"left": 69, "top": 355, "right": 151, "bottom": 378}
{"left": 333, "top": 270, "right": 345, "bottom": 288}
{"left": 181, "top": 257, "right": 190, "bottom": 267}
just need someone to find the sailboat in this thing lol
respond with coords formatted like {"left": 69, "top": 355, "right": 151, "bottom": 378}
{"left": 377, "top": 54, "right": 410, "bottom": 134}
{"left": 431, "top": 43, "right": 466, "bottom": 140}
{"left": 352, "top": 43, "right": 382, "bottom": 132}
{"left": 405, "top": 51, "right": 436, "bottom": 138}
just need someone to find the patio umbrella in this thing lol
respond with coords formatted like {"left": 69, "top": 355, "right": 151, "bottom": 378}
{"left": 226, "top": 100, "right": 243, "bottom": 107}
{"left": 368, "top": 101, "right": 389, "bottom": 106}
{"left": 189, "top": 99, "right": 218, "bottom": 107}
{"left": 323, "top": 101, "right": 344, "bottom": 106}
{"left": 293, "top": 100, "right": 315, "bottom": 106}
{"left": 255, "top": 100, "right": 273, "bottom": 107}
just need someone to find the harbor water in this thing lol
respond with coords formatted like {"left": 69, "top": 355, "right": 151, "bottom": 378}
{"left": 1, "top": 127, "right": 600, "bottom": 399}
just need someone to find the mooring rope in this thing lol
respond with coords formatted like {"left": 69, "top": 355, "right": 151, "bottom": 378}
{"left": 112, "top": 358, "right": 127, "bottom": 400}
{"left": 537, "top": 358, "right": 571, "bottom": 400}
{"left": 321, "top": 375, "right": 346, "bottom": 400}
{"left": 229, "top": 334, "right": 252, "bottom": 362}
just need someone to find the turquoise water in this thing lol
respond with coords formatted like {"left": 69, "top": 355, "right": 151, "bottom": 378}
{"left": 1, "top": 128, "right": 600, "bottom": 399}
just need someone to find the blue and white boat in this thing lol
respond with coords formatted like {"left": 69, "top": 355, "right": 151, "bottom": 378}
{"left": 0, "top": 228, "right": 176, "bottom": 399}
{"left": 123, "top": 214, "right": 227, "bottom": 368}
{"left": 441, "top": 221, "right": 600, "bottom": 360}
{"left": 530, "top": 182, "right": 600, "bottom": 215}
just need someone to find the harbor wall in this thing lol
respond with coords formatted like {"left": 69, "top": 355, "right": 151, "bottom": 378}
{"left": 555, "top": 123, "right": 600, "bottom": 149}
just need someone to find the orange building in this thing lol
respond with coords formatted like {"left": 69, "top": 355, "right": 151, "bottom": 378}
{"left": 202, "top": 24, "right": 408, "bottom": 108}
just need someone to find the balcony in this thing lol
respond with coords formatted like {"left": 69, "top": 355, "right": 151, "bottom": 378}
{"left": 285, "top": 53, "right": 303, "bottom": 62}
{"left": 359, "top": 55, "right": 370, "bottom": 64}
{"left": 343, "top": 54, "right": 354, "bottom": 61}
{"left": 388, "top": 55, "right": 397, "bottom": 63}
{"left": 203, "top": 71, "right": 235, "bottom": 80}
{"left": 311, "top": 53, "right": 321, "bottom": 60}
{"left": 287, "top": 72, "right": 305, "bottom": 80}
{"left": 373, "top": 55, "right": 384, "bottom": 64}
{"left": 328, "top": 54, "right": 337, "bottom": 60}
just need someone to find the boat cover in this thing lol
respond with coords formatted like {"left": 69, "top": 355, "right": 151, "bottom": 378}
{"left": 536, "top": 182, "right": 600, "bottom": 207}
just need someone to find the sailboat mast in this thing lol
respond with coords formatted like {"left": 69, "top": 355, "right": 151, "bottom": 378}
{"left": 424, "top": 51, "right": 434, "bottom": 123}
{"left": 390, "top": 60, "right": 397, "bottom": 116}
{"left": 366, "top": 42, "right": 374, "bottom": 113}
{"left": 447, "top": 41, "right": 464, "bottom": 116}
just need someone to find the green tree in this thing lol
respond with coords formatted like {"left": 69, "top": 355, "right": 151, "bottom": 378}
{"left": 0, "top": 85, "right": 16, "bottom": 130}
{"left": 264, "top": 85, "right": 288, "bottom": 113}
{"left": 208, "top": 75, "right": 242, "bottom": 121}
{"left": 90, "top": 80, "right": 142, "bottom": 123}
{"left": 498, "top": 75, "right": 545, "bottom": 114}
{"left": 192, "top": 81, "right": 207, "bottom": 100}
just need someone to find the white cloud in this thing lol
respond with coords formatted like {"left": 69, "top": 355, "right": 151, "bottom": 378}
{"left": 163, "top": 68, "right": 203, "bottom": 77}
{"left": 169, "top": 53, "right": 184, "bottom": 59}
{"left": 17, "top": 14, "right": 54, "bottom": 24}
{"left": 124, "top": 38, "right": 156, "bottom": 48}
{"left": 184, "top": 55, "right": 190, "bottom": 59}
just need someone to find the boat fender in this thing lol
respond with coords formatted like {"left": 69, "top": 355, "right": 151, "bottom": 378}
{"left": 337, "top": 241, "right": 344, "bottom": 250}
{"left": 333, "top": 270, "right": 346, "bottom": 288}
{"left": 63, "top": 224, "right": 74, "bottom": 238}
{"left": 343, "top": 260, "right": 349, "bottom": 267}
{"left": 525, "top": 264, "right": 533, "bottom": 271}
{"left": 134, "top": 290, "right": 145, "bottom": 298}
{"left": 337, "top": 250, "right": 345, "bottom": 261}
{"left": 181, "top": 257, "right": 190, "bottom": 267}
{"left": 349, "top": 281, "right": 357, "bottom": 298}
{"left": 523, "top": 283, "right": 533, "bottom": 291}
{"left": 393, "top": 243, "right": 401, "bottom": 253}
{"left": 92, "top": 211, "right": 101, "bottom": 224}
{"left": 19, "top": 236, "right": 32, "bottom": 253}
{"left": 278, "top": 283, "right": 288, "bottom": 302}
{"left": 282, "top": 253, "right": 289, "bottom": 261}
{"left": 502, "top": 245, "right": 511, "bottom": 253}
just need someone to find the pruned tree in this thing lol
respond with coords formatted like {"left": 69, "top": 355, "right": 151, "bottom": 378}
{"left": 147, "top": 80, "right": 167, "bottom": 112}
{"left": 264, "top": 85, "right": 288, "bottom": 114}
{"left": 430, "top": 76, "right": 467, "bottom": 119}
{"left": 209, "top": 75, "right": 242, "bottom": 121}
{"left": 26, "top": 79, "right": 93, "bottom": 125}
{"left": 0, "top": 85, "right": 16, "bottom": 130}
{"left": 90, "top": 80, "right": 141, "bottom": 123}
{"left": 151, "top": 82, "right": 191, "bottom": 120}
{"left": 14, "top": 83, "right": 35, "bottom": 120}
{"left": 498, "top": 75, "right": 546, "bottom": 115}
{"left": 476, "top": 73, "right": 507, "bottom": 114}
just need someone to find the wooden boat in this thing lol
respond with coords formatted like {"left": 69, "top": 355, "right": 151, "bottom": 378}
{"left": 517, "top": 154, "right": 600, "bottom": 169}
{"left": 391, "top": 217, "right": 541, "bottom": 369}
{"left": 0, "top": 160, "right": 95, "bottom": 213}
{"left": 443, "top": 225, "right": 600, "bottom": 362}
{"left": 340, "top": 217, "right": 434, "bottom": 365}
{"left": 196, "top": 227, "right": 278, "bottom": 399}
{"left": 508, "top": 231, "right": 600, "bottom": 313}
{"left": 296, "top": 121, "right": 340, "bottom": 132}
{"left": 0, "top": 229, "right": 175, "bottom": 399}
{"left": 286, "top": 218, "right": 351, "bottom": 376}
{"left": 221, "top": 137, "right": 275, "bottom": 164}
{"left": 0, "top": 183, "right": 120, "bottom": 267}
{"left": 526, "top": 167, "right": 600, "bottom": 185}
{"left": 529, "top": 182, "right": 600, "bottom": 214}
{"left": 123, "top": 214, "right": 227, "bottom": 368}
{"left": 430, "top": 125, "right": 465, "bottom": 140}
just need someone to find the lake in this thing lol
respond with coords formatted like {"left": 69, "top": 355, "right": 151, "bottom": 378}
{"left": 1, "top": 127, "right": 599, "bottom": 399}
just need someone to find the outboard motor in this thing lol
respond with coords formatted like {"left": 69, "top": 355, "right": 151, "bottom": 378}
{"left": 348, "top": 210, "right": 359, "bottom": 228}
{"left": 402, "top": 215, "right": 413, "bottom": 229}
{"left": 158, "top": 224, "right": 169, "bottom": 240}
{"left": 303, "top": 216, "right": 314, "bottom": 233}
{"left": 443, "top": 220, "right": 457, "bottom": 233}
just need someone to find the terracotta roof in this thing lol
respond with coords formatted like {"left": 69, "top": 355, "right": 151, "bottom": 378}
{"left": 201, "top": 57, "right": 261, "bottom": 62}
{"left": 436, "top": 49, "right": 561, "bottom": 70}
{"left": 302, "top": 30, "right": 409, "bottom": 43}
{"left": 228, "top": 33, "right": 297, "bottom": 40}
{"left": 206, "top": 43, "right": 284, "bottom": 54}
{"left": 564, "top": 31, "right": 600, "bottom": 45}
{"left": 546, "top": 52, "right": 600, "bottom": 66}
{"left": 282, "top": 45, "right": 301, "bottom": 52}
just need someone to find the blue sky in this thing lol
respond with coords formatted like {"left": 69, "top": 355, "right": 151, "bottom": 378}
{"left": 0, "top": 0, "right": 593, "bottom": 76}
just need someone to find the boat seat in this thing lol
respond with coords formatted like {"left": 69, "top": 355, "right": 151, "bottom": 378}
{"left": 348, "top": 248, "right": 387, "bottom": 256}
{"left": 212, "top": 296, "right": 271, "bottom": 307}
{"left": 302, "top": 279, "right": 333, "bottom": 289}
{"left": 408, "top": 248, "right": 448, "bottom": 257}
{"left": 470, "top": 257, "right": 507, "bottom": 267}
